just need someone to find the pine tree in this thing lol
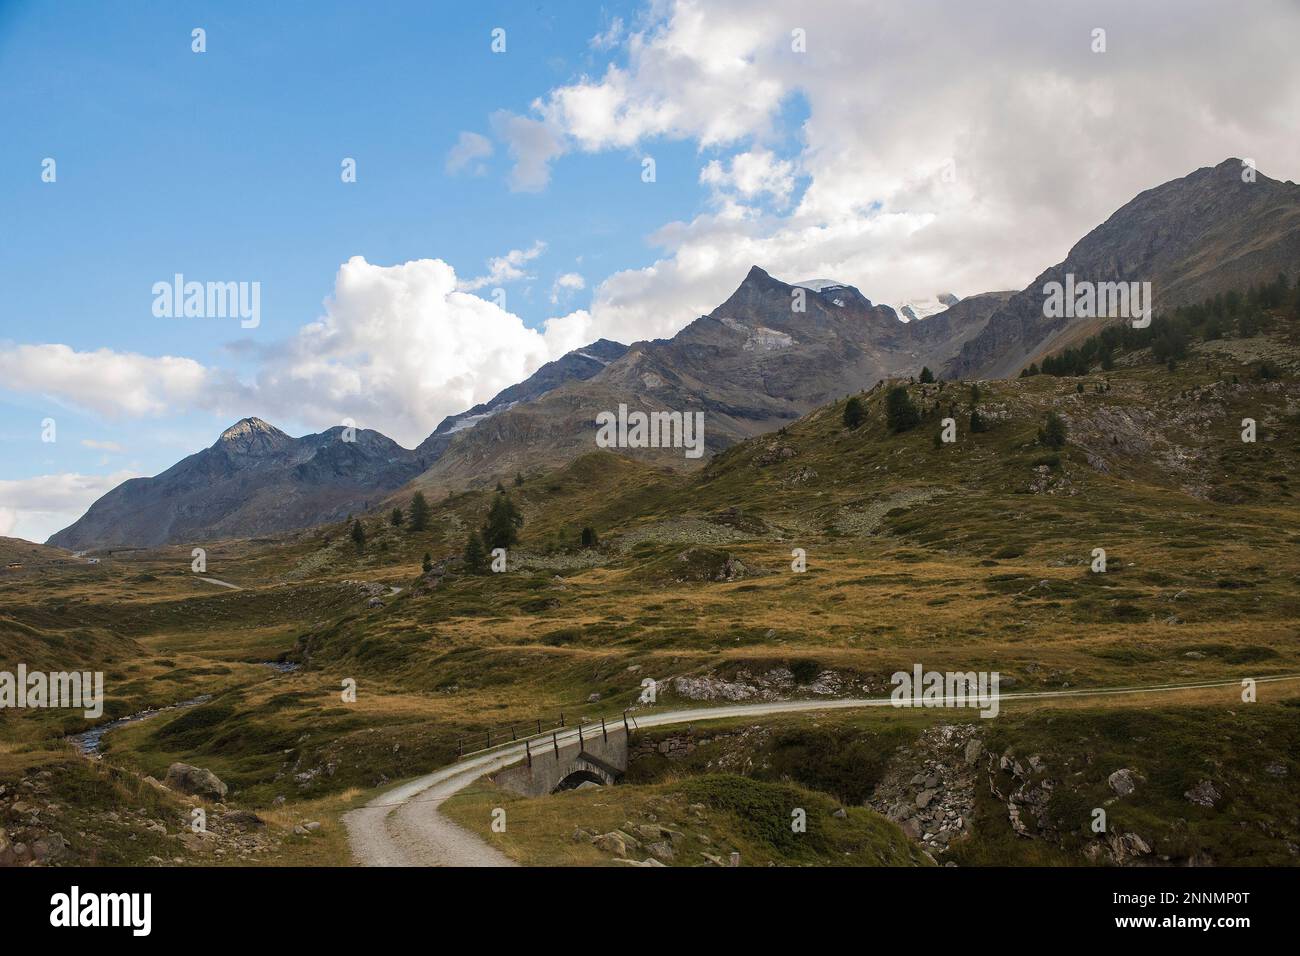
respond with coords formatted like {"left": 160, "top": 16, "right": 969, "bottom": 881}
{"left": 482, "top": 493, "right": 524, "bottom": 550}
{"left": 421, "top": 552, "right": 433, "bottom": 574}
{"left": 514, "top": 472, "right": 524, "bottom": 487}
{"left": 580, "top": 526, "right": 598, "bottom": 548}
{"left": 350, "top": 519, "right": 366, "bottom": 552}
{"left": 919, "top": 366, "right": 935, "bottom": 384}
{"left": 463, "top": 531, "right": 487, "bottom": 574}
{"left": 885, "top": 386, "right": 920, "bottom": 434}
{"left": 842, "top": 396, "right": 865, "bottom": 430}
{"left": 390, "top": 507, "right": 404, "bottom": 528}
{"left": 1038, "top": 412, "right": 1067, "bottom": 449}
{"left": 408, "top": 492, "right": 430, "bottom": 531}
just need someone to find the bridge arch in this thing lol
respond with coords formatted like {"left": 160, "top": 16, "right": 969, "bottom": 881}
{"left": 554, "top": 768, "right": 608, "bottom": 792}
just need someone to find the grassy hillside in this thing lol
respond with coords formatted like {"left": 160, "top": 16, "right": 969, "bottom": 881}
{"left": 2, "top": 289, "right": 1298, "bottom": 866}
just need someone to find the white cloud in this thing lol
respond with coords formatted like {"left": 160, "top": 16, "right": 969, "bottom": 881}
{"left": 458, "top": 241, "right": 547, "bottom": 292}
{"left": 249, "top": 256, "right": 557, "bottom": 447}
{"left": 549, "top": 272, "right": 586, "bottom": 304}
{"left": 700, "top": 147, "right": 796, "bottom": 205}
{"left": 489, "top": 111, "right": 567, "bottom": 192}
{"left": 517, "top": 0, "right": 1300, "bottom": 347}
{"left": 0, "top": 470, "right": 141, "bottom": 544}
{"left": 446, "top": 131, "right": 494, "bottom": 175}
{"left": 0, "top": 343, "right": 222, "bottom": 417}
{"left": 80, "top": 439, "right": 124, "bottom": 452}
{"left": 590, "top": 17, "right": 625, "bottom": 51}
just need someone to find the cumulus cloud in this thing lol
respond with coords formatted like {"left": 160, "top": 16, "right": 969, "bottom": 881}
{"left": 1, "top": 256, "right": 580, "bottom": 452}
{"left": 457, "top": 241, "right": 547, "bottom": 292}
{"left": 0, "top": 343, "right": 225, "bottom": 418}
{"left": 700, "top": 147, "right": 797, "bottom": 206}
{"left": 549, "top": 272, "right": 586, "bottom": 304}
{"left": 505, "top": 0, "right": 1300, "bottom": 345}
{"left": 446, "top": 131, "right": 494, "bottom": 175}
{"left": 0, "top": 470, "right": 141, "bottom": 543}
{"left": 248, "top": 256, "right": 557, "bottom": 447}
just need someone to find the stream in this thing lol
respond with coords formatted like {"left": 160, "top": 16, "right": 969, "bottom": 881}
{"left": 67, "top": 695, "right": 212, "bottom": 756}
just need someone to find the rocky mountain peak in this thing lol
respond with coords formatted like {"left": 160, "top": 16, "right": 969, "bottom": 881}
{"left": 215, "top": 417, "right": 291, "bottom": 456}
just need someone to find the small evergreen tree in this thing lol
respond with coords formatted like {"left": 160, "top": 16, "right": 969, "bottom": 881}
{"left": 842, "top": 396, "right": 866, "bottom": 430}
{"left": 580, "top": 526, "right": 598, "bottom": 548}
{"left": 969, "top": 408, "right": 986, "bottom": 433}
{"left": 408, "top": 491, "right": 430, "bottom": 531}
{"left": 350, "top": 519, "right": 366, "bottom": 552}
{"left": 421, "top": 552, "right": 433, "bottom": 574}
{"left": 885, "top": 386, "right": 921, "bottom": 434}
{"left": 463, "top": 531, "right": 487, "bottom": 574}
{"left": 1038, "top": 411, "right": 1067, "bottom": 449}
{"left": 514, "top": 471, "right": 524, "bottom": 487}
{"left": 919, "top": 366, "right": 935, "bottom": 384}
{"left": 482, "top": 493, "right": 524, "bottom": 550}
{"left": 390, "top": 507, "right": 404, "bottom": 528}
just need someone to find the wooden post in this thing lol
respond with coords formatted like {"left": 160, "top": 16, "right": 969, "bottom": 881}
{"left": 552, "top": 731, "right": 559, "bottom": 759}
{"left": 525, "top": 739, "right": 532, "bottom": 768}
{"left": 622, "top": 711, "right": 629, "bottom": 737}
{"left": 485, "top": 730, "right": 491, "bottom": 749}
{"left": 578, "top": 724, "right": 585, "bottom": 749}
{"left": 536, "top": 718, "right": 542, "bottom": 734}
{"left": 457, "top": 736, "right": 463, "bottom": 758}
{"left": 560, "top": 711, "right": 565, "bottom": 727}
{"left": 511, "top": 726, "right": 516, "bottom": 741}
{"left": 601, "top": 716, "right": 607, "bottom": 742}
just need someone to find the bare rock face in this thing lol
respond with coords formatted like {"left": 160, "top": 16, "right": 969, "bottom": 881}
{"left": 945, "top": 159, "right": 1300, "bottom": 380}
{"left": 164, "top": 763, "right": 228, "bottom": 801}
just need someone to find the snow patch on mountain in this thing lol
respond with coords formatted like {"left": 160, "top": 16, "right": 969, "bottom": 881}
{"left": 893, "top": 293, "right": 961, "bottom": 323}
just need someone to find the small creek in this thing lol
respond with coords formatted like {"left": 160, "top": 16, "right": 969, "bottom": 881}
{"left": 68, "top": 695, "right": 212, "bottom": 756}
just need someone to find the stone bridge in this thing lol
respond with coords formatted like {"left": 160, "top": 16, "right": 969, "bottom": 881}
{"left": 491, "top": 724, "right": 628, "bottom": 797}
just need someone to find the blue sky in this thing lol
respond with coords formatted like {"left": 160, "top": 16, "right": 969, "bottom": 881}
{"left": 0, "top": 0, "right": 732, "bottom": 538}
{"left": 3, "top": 0, "right": 1299, "bottom": 542}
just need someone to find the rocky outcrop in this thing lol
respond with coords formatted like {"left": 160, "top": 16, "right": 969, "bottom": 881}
{"left": 163, "top": 763, "right": 228, "bottom": 801}
{"left": 868, "top": 724, "right": 981, "bottom": 857}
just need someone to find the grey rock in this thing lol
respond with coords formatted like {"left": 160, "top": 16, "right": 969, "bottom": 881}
{"left": 164, "top": 763, "right": 228, "bottom": 801}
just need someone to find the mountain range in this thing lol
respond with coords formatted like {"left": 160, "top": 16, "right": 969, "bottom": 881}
{"left": 49, "top": 159, "right": 1300, "bottom": 550}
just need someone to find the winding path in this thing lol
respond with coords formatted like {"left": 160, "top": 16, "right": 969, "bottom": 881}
{"left": 342, "top": 674, "right": 1300, "bottom": 867}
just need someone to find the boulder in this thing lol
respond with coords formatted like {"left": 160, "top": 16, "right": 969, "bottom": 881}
{"left": 1184, "top": 779, "right": 1221, "bottom": 808}
{"left": 1107, "top": 768, "right": 1138, "bottom": 797}
{"left": 164, "top": 763, "right": 228, "bottom": 801}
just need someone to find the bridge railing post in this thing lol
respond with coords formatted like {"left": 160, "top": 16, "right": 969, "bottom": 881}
{"left": 578, "top": 724, "right": 584, "bottom": 750}
{"left": 525, "top": 738, "right": 532, "bottom": 768}
{"left": 601, "top": 716, "right": 607, "bottom": 742}
{"left": 552, "top": 730, "right": 559, "bottom": 760}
